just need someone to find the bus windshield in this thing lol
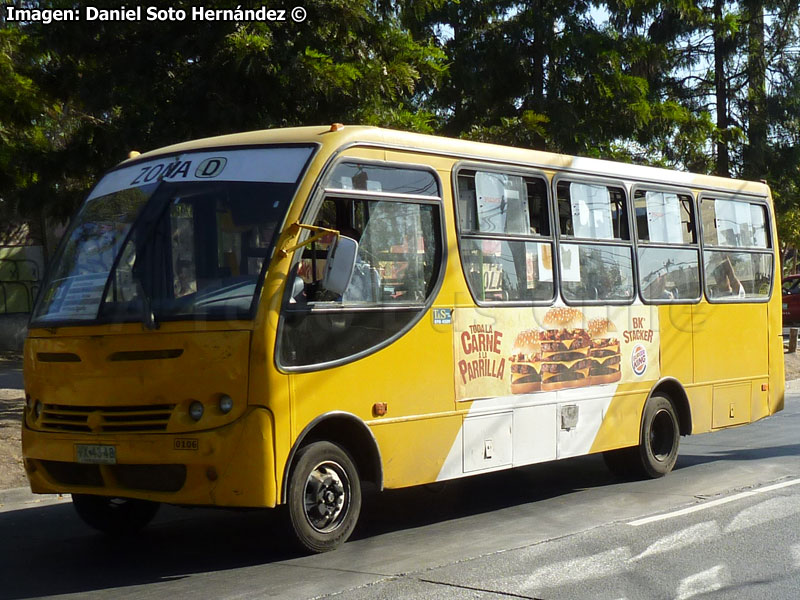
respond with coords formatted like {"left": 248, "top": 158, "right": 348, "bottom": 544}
{"left": 33, "top": 146, "right": 314, "bottom": 325}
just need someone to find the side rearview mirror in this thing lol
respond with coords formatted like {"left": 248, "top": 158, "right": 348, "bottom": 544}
{"left": 322, "top": 235, "right": 358, "bottom": 296}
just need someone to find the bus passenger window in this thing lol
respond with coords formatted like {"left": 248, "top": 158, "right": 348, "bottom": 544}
{"left": 457, "top": 171, "right": 549, "bottom": 236}
{"left": 634, "top": 189, "right": 701, "bottom": 304}
{"left": 557, "top": 181, "right": 629, "bottom": 240}
{"left": 701, "top": 197, "right": 772, "bottom": 302}
{"left": 556, "top": 180, "right": 634, "bottom": 304}
{"left": 455, "top": 169, "right": 553, "bottom": 304}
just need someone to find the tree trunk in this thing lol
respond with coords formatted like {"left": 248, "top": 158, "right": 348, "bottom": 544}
{"left": 743, "top": 0, "right": 767, "bottom": 181}
{"left": 530, "top": 0, "right": 546, "bottom": 149}
{"left": 714, "top": 0, "right": 730, "bottom": 177}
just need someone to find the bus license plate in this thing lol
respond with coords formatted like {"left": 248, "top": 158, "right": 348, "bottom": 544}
{"left": 75, "top": 444, "right": 117, "bottom": 465}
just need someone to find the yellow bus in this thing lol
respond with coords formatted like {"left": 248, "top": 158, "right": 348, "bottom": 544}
{"left": 21, "top": 125, "right": 784, "bottom": 552}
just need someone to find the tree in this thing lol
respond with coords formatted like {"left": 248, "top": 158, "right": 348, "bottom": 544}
{"left": 3, "top": 0, "right": 447, "bottom": 221}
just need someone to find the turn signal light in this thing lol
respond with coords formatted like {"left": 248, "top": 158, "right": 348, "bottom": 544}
{"left": 372, "top": 402, "right": 388, "bottom": 417}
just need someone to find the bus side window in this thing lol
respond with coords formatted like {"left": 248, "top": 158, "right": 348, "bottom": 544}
{"left": 634, "top": 189, "right": 701, "bottom": 303}
{"left": 700, "top": 197, "right": 772, "bottom": 302}
{"left": 556, "top": 179, "right": 635, "bottom": 304}
{"left": 455, "top": 169, "right": 554, "bottom": 304}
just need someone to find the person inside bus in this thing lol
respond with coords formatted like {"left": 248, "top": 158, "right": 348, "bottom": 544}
{"left": 713, "top": 255, "right": 746, "bottom": 298}
{"left": 651, "top": 272, "right": 677, "bottom": 300}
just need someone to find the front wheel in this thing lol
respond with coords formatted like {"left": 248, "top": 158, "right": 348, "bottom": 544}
{"left": 287, "top": 441, "right": 362, "bottom": 553}
{"left": 72, "top": 494, "right": 160, "bottom": 536}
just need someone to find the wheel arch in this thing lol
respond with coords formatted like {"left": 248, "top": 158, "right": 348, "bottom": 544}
{"left": 647, "top": 377, "right": 692, "bottom": 436}
{"left": 281, "top": 411, "right": 383, "bottom": 504}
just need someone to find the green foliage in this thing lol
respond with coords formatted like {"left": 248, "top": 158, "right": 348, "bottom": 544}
{"left": 2, "top": 0, "right": 800, "bottom": 264}
{"left": 1, "top": 0, "right": 448, "bottom": 221}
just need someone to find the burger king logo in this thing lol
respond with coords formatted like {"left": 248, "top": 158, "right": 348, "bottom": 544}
{"left": 631, "top": 343, "right": 647, "bottom": 376}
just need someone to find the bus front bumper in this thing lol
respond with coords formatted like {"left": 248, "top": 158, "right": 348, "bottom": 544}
{"left": 22, "top": 407, "right": 277, "bottom": 508}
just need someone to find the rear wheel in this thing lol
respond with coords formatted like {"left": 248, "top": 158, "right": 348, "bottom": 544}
{"left": 72, "top": 494, "right": 160, "bottom": 536}
{"left": 287, "top": 441, "right": 361, "bottom": 553}
{"left": 603, "top": 393, "right": 680, "bottom": 479}
{"left": 639, "top": 394, "right": 680, "bottom": 477}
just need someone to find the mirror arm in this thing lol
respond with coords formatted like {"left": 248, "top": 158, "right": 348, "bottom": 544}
{"left": 278, "top": 223, "right": 340, "bottom": 258}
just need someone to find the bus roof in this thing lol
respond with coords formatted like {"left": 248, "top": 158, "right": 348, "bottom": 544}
{"left": 126, "top": 125, "right": 771, "bottom": 198}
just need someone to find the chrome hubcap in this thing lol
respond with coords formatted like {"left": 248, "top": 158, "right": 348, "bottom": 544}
{"left": 303, "top": 461, "right": 349, "bottom": 533}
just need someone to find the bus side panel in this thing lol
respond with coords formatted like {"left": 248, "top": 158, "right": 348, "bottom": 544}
{"left": 691, "top": 301, "right": 770, "bottom": 430}
{"left": 767, "top": 197, "right": 785, "bottom": 416}
{"left": 659, "top": 304, "right": 694, "bottom": 385}
{"left": 372, "top": 414, "right": 464, "bottom": 488}
{"left": 211, "top": 408, "right": 277, "bottom": 507}
{"left": 587, "top": 385, "right": 648, "bottom": 453}
{"left": 692, "top": 302, "right": 768, "bottom": 382}
{"left": 286, "top": 312, "right": 459, "bottom": 489}
{"left": 686, "top": 385, "right": 713, "bottom": 433}
{"left": 767, "top": 286, "right": 785, "bottom": 415}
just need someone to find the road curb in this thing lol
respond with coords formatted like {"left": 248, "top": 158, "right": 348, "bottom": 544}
{"left": 0, "top": 487, "right": 66, "bottom": 511}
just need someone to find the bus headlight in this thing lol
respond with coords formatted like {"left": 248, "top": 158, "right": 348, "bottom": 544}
{"left": 34, "top": 400, "right": 43, "bottom": 419}
{"left": 189, "top": 401, "right": 204, "bottom": 422}
{"left": 218, "top": 395, "right": 233, "bottom": 414}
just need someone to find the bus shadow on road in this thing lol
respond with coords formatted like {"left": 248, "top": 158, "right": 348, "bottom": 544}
{"left": 354, "top": 454, "right": 620, "bottom": 539}
{"left": 0, "top": 501, "right": 299, "bottom": 599}
{"left": 0, "top": 456, "right": 625, "bottom": 598}
{"left": 8, "top": 443, "right": 792, "bottom": 598}
{"left": 677, "top": 441, "right": 800, "bottom": 467}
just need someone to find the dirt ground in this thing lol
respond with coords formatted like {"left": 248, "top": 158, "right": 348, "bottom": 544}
{"left": 0, "top": 352, "right": 26, "bottom": 490}
{"left": 1, "top": 351, "right": 800, "bottom": 493}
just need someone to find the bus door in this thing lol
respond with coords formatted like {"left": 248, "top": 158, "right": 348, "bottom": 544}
{"left": 277, "top": 160, "right": 452, "bottom": 487}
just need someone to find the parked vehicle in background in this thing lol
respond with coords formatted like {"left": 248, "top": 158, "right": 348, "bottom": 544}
{"left": 782, "top": 275, "right": 800, "bottom": 325}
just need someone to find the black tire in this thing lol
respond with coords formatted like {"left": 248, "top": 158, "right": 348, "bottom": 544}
{"left": 603, "top": 393, "right": 680, "bottom": 479}
{"left": 72, "top": 494, "right": 160, "bottom": 536}
{"left": 638, "top": 394, "right": 680, "bottom": 478}
{"left": 287, "top": 441, "right": 361, "bottom": 553}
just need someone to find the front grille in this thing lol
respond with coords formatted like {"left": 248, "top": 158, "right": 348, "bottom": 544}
{"left": 40, "top": 461, "right": 186, "bottom": 492}
{"left": 114, "top": 464, "right": 187, "bottom": 492}
{"left": 40, "top": 460, "right": 103, "bottom": 486}
{"left": 40, "top": 404, "right": 176, "bottom": 433}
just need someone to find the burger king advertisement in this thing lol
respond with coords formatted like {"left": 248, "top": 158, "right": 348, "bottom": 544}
{"left": 454, "top": 306, "right": 659, "bottom": 400}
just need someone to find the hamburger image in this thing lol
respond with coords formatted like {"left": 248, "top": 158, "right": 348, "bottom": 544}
{"left": 542, "top": 306, "right": 583, "bottom": 329}
{"left": 509, "top": 329, "right": 543, "bottom": 394}
{"left": 537, "top": 307, "right": 592, "bottom": 391}
{"left": 507, "top": 309, "right": 623, "bottom": 394}
{"left": 586, "top": 318, "right": 622, "bottom": 385}
{"left": 538, "top": 328, "right": 593, "bottom": 391}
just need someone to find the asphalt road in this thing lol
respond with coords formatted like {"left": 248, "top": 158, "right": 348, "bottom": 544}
{"left": 1, "top": 388, "right": 798, "bottom": 600}
{"left": 0, "top": 359, "right": 22, "bottom": 390}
